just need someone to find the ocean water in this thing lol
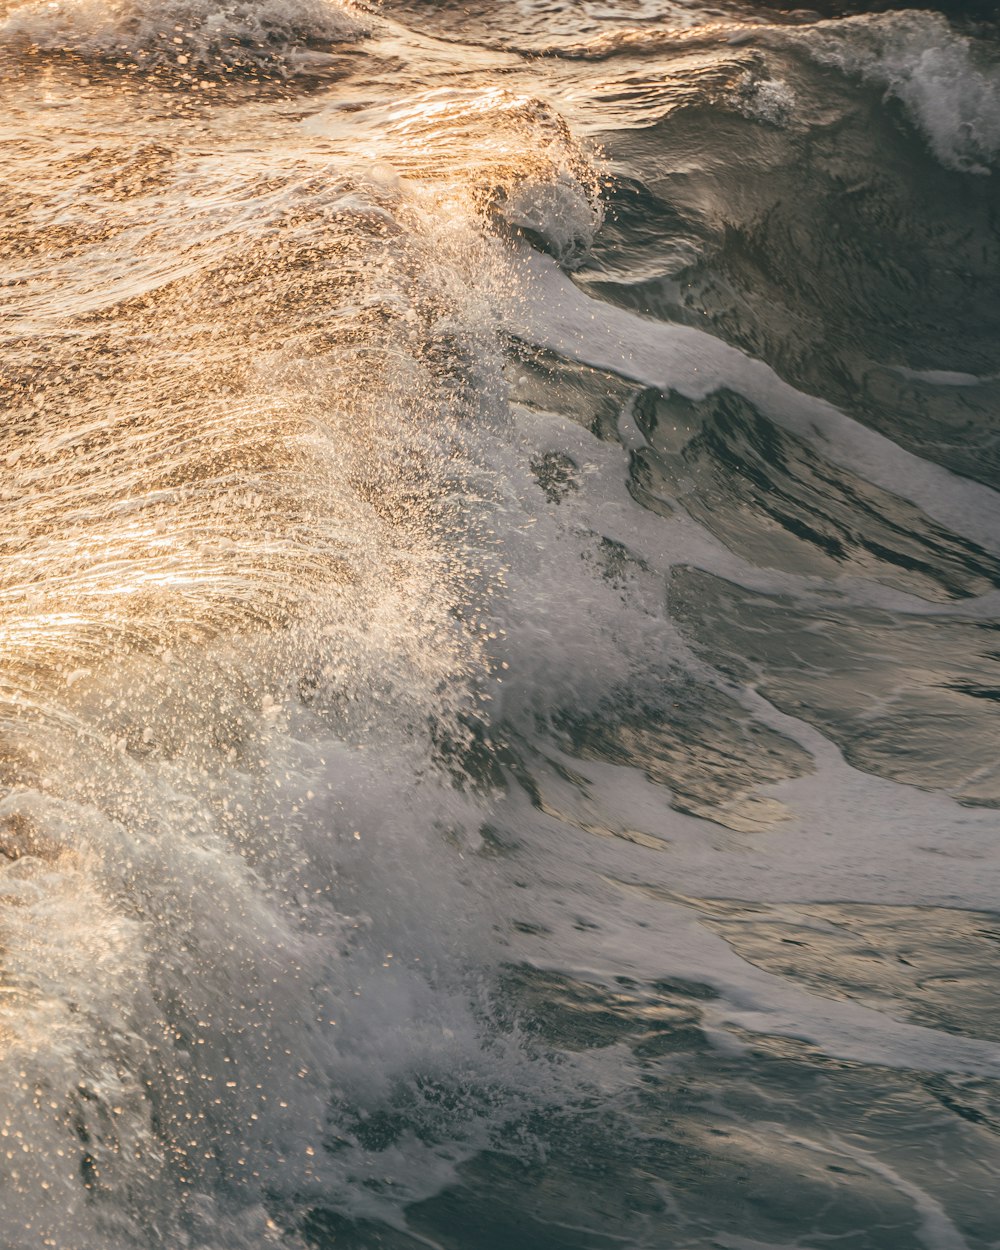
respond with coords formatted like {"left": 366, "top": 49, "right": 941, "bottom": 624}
{"left": 1, "top": 1, "right": 999, "bottom": 1246}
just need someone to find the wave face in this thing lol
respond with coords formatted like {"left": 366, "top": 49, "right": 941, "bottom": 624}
{"left": 2, "top": 3, "right": 1000, "bottom": 1250}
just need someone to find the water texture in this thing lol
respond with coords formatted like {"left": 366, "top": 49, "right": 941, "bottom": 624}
{"left": 1, "top": 0, "right": 999, "bottom": 1246}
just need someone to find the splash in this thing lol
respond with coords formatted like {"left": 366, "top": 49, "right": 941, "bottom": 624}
{"left": 0, "top": 64, "right": 623, "bottom": 1242}
{"left": 373, "top": 88, "right": 605, "bottom": 265}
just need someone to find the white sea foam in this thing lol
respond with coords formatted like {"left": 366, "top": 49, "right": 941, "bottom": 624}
{"left": 496, "top": 244, "right": 1000, "bottom": 555}
{"left": 0, "top": 154, "right": 495, "bottom": 1249}
{"left": 894, "top": 365, "right": 986, "bottom": 387}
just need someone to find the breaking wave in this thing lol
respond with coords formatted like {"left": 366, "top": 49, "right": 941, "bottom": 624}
{"left": 0, "top": 0, "right": 369, "bottom": 72}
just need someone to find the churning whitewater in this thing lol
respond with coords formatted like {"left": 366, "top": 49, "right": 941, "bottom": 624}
{"left": 1, "top": 0, "right": 999, "bottom": 1247}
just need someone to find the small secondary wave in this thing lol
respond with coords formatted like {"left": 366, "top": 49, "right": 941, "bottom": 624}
{"left": 780, "top": 11, "right": 1000, "bottom": 173}
{"left": 0, "top": 0, "right": 369, "bottom": 73}
{"left": 491, "top": 7, "right": 1000, "bottom": 176}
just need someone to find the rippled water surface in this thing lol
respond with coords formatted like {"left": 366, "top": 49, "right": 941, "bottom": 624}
{"left": 1, "top": 1, "right": 999, "bottom": 1247}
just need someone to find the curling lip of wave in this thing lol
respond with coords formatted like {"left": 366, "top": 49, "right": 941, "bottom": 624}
{"left": 0, "top": 0, "right": 369, "bottom": 70}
